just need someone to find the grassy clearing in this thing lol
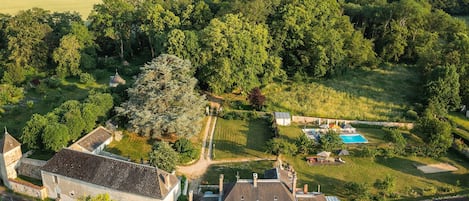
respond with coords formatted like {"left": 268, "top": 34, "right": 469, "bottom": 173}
{"left": 105, "top": 132, "right": 153, "bottom": 162}
{"left": 263, "top": 67, "right": 420, "bottom": 121}
{"left": 213, "top": 118, "right": 273, "bottom": 160}
{"left": 278, "top": 125, "right": 469, "bottom": 200}
{"left": 201, "top": 161, "right": 275, "bottom": 184}
{"left": 0, "top": 0, "right": 101, "bottom": 19}
{"left": 0, "top": 78, "right": 105, "bottom": 139}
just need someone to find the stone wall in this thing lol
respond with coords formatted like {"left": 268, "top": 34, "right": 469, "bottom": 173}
{"left": 292, "top": 116, "right": 414, "bottom": 129}
{"left": 8, "top": 178, "right": 47, "bottom": 200}
{"left": 17, "top": 158, "right": 47, "bottom": 180}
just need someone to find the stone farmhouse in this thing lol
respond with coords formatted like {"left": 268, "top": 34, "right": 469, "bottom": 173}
{"left": 0, "top": 126, "right": 181, "bottom": 201}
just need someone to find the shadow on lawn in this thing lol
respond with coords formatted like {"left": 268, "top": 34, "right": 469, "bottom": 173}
{"left": 375, "top": 152, "right": 469, "bottom": 188}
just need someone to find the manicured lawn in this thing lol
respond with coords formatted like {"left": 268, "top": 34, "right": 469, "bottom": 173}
{"left": 278, "top": 124, "right": 469, "bottom": 200}
{"left": 0, "top": 0, "right": 102, "bottom": 19}
{"left": 213, "top": 118, "right": 273, "bottom": 160}
{"left": 201, "top": 161, "right": 275, "bottom": 184}
{"left": 105, "top": 132, "right": 153, "bottom": 162}
{"left": 263, "top": 66, "right": 419, "bottom": 121}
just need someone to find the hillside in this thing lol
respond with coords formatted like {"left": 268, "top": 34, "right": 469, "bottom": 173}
{"left": 263, "top": 66, "right": 420, "bottom": 121}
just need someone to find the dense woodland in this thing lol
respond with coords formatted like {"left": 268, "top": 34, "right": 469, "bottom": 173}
{"left": 0, "top": 0, "right": 468, "bottom": 154}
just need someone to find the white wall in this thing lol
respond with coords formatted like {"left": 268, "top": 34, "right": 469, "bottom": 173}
{"left": 42, "top": 171, "right": 180, "bottom": 201}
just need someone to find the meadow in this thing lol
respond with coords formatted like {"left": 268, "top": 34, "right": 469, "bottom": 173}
{"left": 278, "top": 124, "right": 469, "bottom": 200}
{"left": 212, "top": 118, "right": 273, "bottom": 160}
{"left": 0, "top": 0, "right": 101, "bottom": 19}
{"left": 263, "top": 66, "right": 420, "bottom": 122}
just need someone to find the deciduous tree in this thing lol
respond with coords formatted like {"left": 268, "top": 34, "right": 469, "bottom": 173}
{"left": 149, "top": 141, "right": 179, "bottom": 172}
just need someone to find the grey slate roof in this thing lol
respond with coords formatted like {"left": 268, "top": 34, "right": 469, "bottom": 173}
{"left": 263, "top": 168, "right": 294, "bottom": 190}
{"left": 73, "top": 126, "right": 112, "bottom": 152}
{"left": 223, "top": 180, "right": 295, "bottom": 201}
{"left": 274, "top": 112, "right": 291, "bottom": 119}
{"left": 297, "top": 194, "right": 327, "bottom": 201}
{"left": 0, "top": 129, "right": 21, "bottom": 153}
{"left": 41, "top": 149, "right": 178, "bottom": 199}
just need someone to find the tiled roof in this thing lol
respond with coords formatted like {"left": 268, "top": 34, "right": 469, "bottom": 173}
{"left": 41, "top": 149, "right": 178, "bottom": 199}
{"left": 0, "top": 129, "right": 21, "bottom": 153}
{"left": 71, "top": 126, "right": 112, "bottom": 152}
{"left": 223, "top": 180, "right": 295, "bottom": 201}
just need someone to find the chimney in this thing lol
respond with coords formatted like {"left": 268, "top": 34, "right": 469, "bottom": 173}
{"left": 292, "top": 172, "right": 297, "bottom": 197}
{"left": 164, "top": 174, "right": 171, "bottom": 189}
{"left": 219, "top": 174, "right": 224, "bottom": 201}
{"left": 188, "top": 190, "right": 193, "bottom": 201}
{"left": 317, "top": 184, "right": 321, "bottom": 193}
{"left": 303, "top": 184, "right": 308, "bottom": 194}
{"left": 253, "top": 173, "right": 258, "bottom": 188}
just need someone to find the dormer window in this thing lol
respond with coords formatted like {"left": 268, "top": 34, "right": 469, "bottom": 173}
{"left": 274, "top": 196, "right": 278, "bottom": 201}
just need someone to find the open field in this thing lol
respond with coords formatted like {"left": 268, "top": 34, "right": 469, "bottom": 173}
{"left": 278, "top": 124, "right": 469, "bottom": 200}
{"left": 212, "top": 118, "right": 273, "bottom": 160}
{"left": 263, "top": 66, "right": 420, "bottom": 122}
{"left": 0, "top": 0, "right": 101, "bottom": 19}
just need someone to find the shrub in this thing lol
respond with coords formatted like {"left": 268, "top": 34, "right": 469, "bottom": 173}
{"left": 79, "top": 73, "right": 96, "bottom": 84}
{"left": 46, "top": 77, "right": 61, "bottom": 88}
{"left": 173, "top": 138, "right": 198, "bottom": 164}
{"left": 439, "top": 185, "right": 455, "bottom": 193}
{"left": 26, "top": 100, "right": 34, "bottom": 109}
{"left": 405, "top": 110, "right": 419, "bottom": 120}
{"left": 422, "top": 186, "right": 437, "bottom": 196}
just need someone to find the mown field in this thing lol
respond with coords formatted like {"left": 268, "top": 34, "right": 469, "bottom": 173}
{"left": 105, "top": 132, "right": 153, "bottom": 162}
{"left": 278, "top": 124, "right": 469, "bottom": 200}
{"left": 212, "top": 118, "right": 273, "bottom": 160}
{"left": 0, "top": 0, "right": 101, "bottom": 18}
{"left": 263, "top": 66, "right": 420, "bottom": 122}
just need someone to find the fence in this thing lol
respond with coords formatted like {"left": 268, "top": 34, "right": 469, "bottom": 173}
{"left": 291, "top": 116, "right": 414, "bottom": 129}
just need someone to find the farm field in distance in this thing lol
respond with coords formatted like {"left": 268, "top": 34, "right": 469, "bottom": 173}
{"left": 0, "top": 0, "right": 102, "bottom": 18}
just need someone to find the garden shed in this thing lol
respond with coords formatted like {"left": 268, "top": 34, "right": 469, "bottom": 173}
{"left": 274, "top": 112, "right": 291, "bottom": 126}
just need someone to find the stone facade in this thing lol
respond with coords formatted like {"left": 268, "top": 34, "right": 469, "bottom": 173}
{"left": 41, "top": 171, "right": 180, "bottom": 201}
{"left": 0, "top": 133, "right": 22, "bottom": 188}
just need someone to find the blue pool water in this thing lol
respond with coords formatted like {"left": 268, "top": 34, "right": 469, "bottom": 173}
{"left": 340, "top": 134, "right": 368, "bottom": 143}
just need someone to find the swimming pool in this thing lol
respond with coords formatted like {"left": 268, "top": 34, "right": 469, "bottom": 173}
{"left": 340, "top": 134, "right": 368, "bottom": 143}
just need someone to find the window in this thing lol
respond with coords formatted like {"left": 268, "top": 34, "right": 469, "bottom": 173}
{"left": 70, "top": 191, "right": 75, "bottom": 197}
{"left": 53, "top": 175, "right": 58, "bottom": 184}
{"left": 241, "top": 196, "right": 244, "bottom": 201}
{"left": 274, "top": 196, "right": 278, "bottom": 201}
{"left": 57, "top": 193, "right": 61, "bottom": 199}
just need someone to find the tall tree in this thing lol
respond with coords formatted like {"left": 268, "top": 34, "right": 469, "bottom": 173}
{"left": 88, "top": 0, "right": 135, "bottom": 60}
{"left": 43, "top": 122, "right": 70, "bottom": 152}
{"left": 53, "top": 35, "right": 82, "bottom": 78}
{"left": 138, "top": 1, "right": 180, "bottom": 58}
{"left": 412, "top": 112, "right": 453, "bottom": 157}
{"left": 247, "top": 87, "right": 266, "bottom": 110}
{"left": 200, "top": 14, "right": 282, "bottom": 93}
{"left": 117, "top": 54, "right": 206, "bottom": 138}
{"left": 425, "top": 65, "right": 460, "bottom": 116}
{"left": 4, "top": 8, "right": 52, "bottom": 83}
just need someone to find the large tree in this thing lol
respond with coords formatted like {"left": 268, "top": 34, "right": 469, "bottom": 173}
{"left": 117, "top": 54, "right": 206, "bottom": 138}
{"left": 199, "top": 14, "right": 283, "bottom": 93}
{"left": 53, "top": 35, "right": 82, "bottom": 78}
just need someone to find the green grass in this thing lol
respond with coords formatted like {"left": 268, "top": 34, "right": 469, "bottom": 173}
{"left": 263, "top": 66, "right": 420, "bottom": 121}
{"left": 105, "top": 132, "right": 153, "bottom": 162}
{"left": 213, "top": 118, "right": 273, "bottom": 160}
{"left": 0, "top": 78, "right": 105, "bottom": 139}
{"left": 0, "top": 0, "right": 102, "bottom": 19}
{"left": 448, "top": 112, "right": 469, "bottom": 132}
{"left": 201, "top": 161, "right": 275, "bottom": 184}
{"left": 278, "top": 125, "right": 469, "bottom": 200}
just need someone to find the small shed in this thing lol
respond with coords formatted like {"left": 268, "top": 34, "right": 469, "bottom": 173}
{"left": 109, "top": 71, "right": 126, "bottom": 87}
{"left": 274, "top": 112, "right": 291, "bottom": 126}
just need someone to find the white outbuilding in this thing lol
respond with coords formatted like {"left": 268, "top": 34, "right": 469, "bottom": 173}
{"left": 274, "top": 112, "right": 291, "bottom": 126}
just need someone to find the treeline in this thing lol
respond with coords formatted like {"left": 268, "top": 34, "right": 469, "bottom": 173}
{"left": 0, "top": 0, "right": 468, "bottom": 117}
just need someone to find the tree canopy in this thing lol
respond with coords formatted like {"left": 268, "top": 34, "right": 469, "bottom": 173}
{"left": 117, "top": 54, "right": 206, "bottom": 138}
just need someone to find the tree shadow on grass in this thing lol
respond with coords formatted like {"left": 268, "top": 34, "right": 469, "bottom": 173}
{"left": 375, "top": 151, "right": 469, "bottom": 188}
